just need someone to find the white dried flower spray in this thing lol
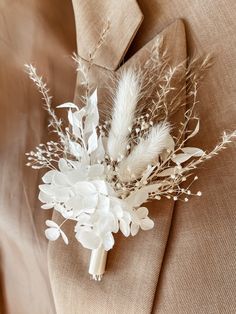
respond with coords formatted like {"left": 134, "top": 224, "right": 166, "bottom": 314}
{"left": 25, "top": 33, "right": 236, "bottom": 280}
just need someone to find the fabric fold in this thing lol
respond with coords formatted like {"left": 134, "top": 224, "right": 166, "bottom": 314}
{"left": 71, "top": 0, "right": 143, "bottom": 70}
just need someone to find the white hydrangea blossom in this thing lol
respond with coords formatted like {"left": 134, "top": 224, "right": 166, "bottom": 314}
{"left": 40, "top": 158, "right": 153, "bottom": 250}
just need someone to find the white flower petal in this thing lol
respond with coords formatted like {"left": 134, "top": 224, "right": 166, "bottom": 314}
{"left": 131, "top": 223, "right": 139, "bottom": 236}
{"left": 88, "top": 165, "right": 105, "bottom": 178}
{"left": 136, "top": 207, "right": 149, "bottom": 219}
{"left": 66, "top": 167, "right": 88, "bottom": 183}
{"left": 58, "top": 158, "right": 70, "bottom": 172}
{"left": 38, "top": 190, "right": 53, "bottom": 203}
{"left": 103, "top": 232, "right": 114, "bottom": 251}
{"left": 97, "top": 195, "right": 110, "bottom": 211}
{"left": 45, "top": 220, "right": 59, "bottom": 228}
{"left": 93, "top": 180, "right": 108, "bottom": 195}
{"left": 140, "top": 218, "right": 154, "bottom": 231}
{"left": 45, "top": 227, "right": 60, "bottom": 241}
{"left": 76, "top": 213, "right": 92, "bottom": 226}
{"left": 76, "top": 229, "right": 101, "bottom": 250}
{"left": 53, "top": 187, "right": 71, "bottom": 202}
{"left": 112, "top": 217, "right": 119, "bottom": 233}
{"left": 120, "top": 218, "right": 130, "bottom": 237}
{"left": 42, "top": 170, "right": 56, "bottom": 183}
{"left": 75, "top": 181, "right": 97, "bottom": 196}
{"left": 41, "top": 203, "right": 54, "bottom": 210}
{"left": 53, "top": 172, "right": 68, "bottom": 185}
{"left": 39, "top": 184, "right": 55, "bottom": 195}
{"left": 112, "top": 205, "right": 123, "bottom": 219}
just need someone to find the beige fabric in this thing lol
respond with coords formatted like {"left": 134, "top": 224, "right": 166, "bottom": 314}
{"left": 71, "top": 0, "right": 143, "bottom": 70}
{"left": 0, "top": 1, "right": 76, "bottom": 313}
{"left": 0, "top": 1, "right": 236, "bottom": 313}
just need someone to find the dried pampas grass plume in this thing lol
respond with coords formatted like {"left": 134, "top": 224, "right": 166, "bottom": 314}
{"left": 118, "top": 122, "right": 170, "bottom": 181}
{"left": 107, "top": 69, "right": 141, "bottom": 160}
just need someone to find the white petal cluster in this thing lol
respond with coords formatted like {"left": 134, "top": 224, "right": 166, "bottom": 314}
{"left": 40, "top": 158, "right": 154, "bottom": 250}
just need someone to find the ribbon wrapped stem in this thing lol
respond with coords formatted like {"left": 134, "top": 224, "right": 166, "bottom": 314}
{"left": 88, "top": 247, "right": 107, "bottom": 281}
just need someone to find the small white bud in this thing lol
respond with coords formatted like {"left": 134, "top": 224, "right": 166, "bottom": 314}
{"left": 197, "top": 191, "right": 202, "bottom": 196}
{"left": 173, "top": 196, "right": 178, "bottom": 201}
{"left": 184, "top": 197, "right": 189, "bottom": 202}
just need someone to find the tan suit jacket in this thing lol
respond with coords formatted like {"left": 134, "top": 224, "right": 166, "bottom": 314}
{"left": 0, "top": 1, "right": 235, "bottom": 313}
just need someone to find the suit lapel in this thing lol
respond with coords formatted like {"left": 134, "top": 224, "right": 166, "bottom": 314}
{"left": 49, "top": 2, "right": 187, "bottom": 311}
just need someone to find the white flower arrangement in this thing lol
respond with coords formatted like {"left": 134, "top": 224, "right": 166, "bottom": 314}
{"left": 25, "top": 33, "right": 236, "bottom": 280}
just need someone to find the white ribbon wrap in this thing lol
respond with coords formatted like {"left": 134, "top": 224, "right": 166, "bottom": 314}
{"left": 88, "top": 247, "right": 107, "bottom": 281}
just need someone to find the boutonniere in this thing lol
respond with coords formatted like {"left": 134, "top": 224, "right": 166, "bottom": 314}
{"left": 25, "top": 30, "right": 235, "bottom": 281}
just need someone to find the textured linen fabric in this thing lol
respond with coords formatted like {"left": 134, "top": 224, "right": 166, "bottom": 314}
{"left": 0, "top": 1, "right": 236, "bottom": 313}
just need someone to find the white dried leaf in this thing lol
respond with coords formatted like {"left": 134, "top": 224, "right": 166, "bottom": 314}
{"left": 69, "top": 141, "right": 83, "bottom": 158}
{"left": 188, "top": 119, "right": 200, "bottom": 139}
{"left": 126, "top": 189, "right": 149, "bottom": 207}
{"left": 172, "top": 153, "right": 193, "bottom": 164}
{"left": 87, "top": 128, "right": 98, "bottom": 154}
{"left": 157, "top": 167, "right": 181, "bottom": 177}
{"left": 181, "top": 147, "right": 205, "bottom": 156}
{"left": 90, "top": 135, "right": 105, "bottom": 163}
{"left": 60, "top": 229, "right": 69, "bottom": 245}
{"left": 84, "top": 89, "right": 99, "bottom": 134}
{"left": 57, "top": 102, "right": 78, "bottom": 109}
